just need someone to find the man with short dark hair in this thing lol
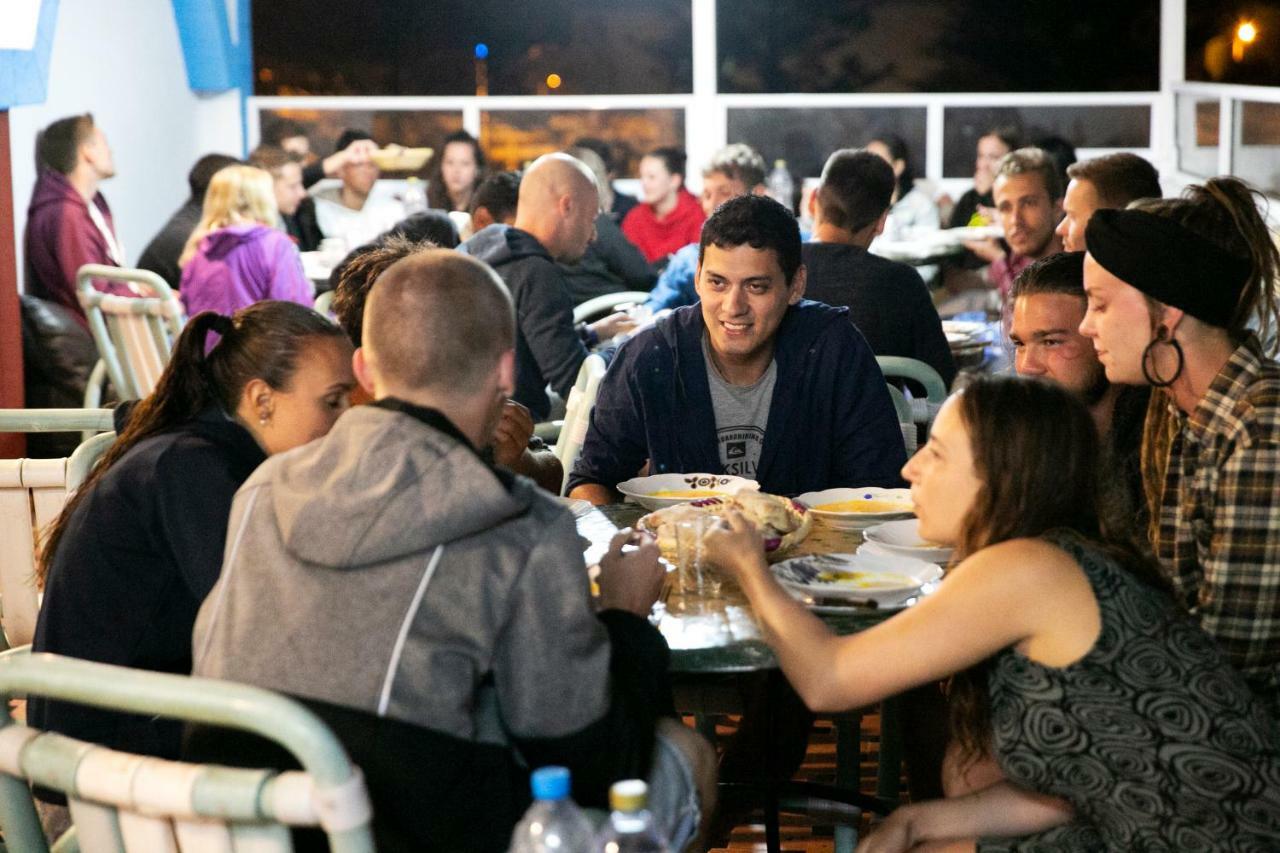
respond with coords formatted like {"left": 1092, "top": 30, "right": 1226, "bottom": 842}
{"left": 987, "top": 147, "right": 1064, "bottom": 300}
{"left": 802, "top": 149, "right": 956, "bottom": 387}
{"left": 189, "top": 248, "right": 713, "bottom": 851}
{"left": 1008, "top": 252, "right": 1149, "bottom": 518}
{"left": 468, "top": 170, "right": 521, "bottom": 231}
{"left": 24, "top": 113, "right": 134, "bottom": 325}
{"left": 311, "top": 128, "right": 403, "bottom": 247}
{"left": 459, "top": 153, "right": 630, "bottom": 421}
{"left": 645, "top": 143, "right": 768, "bottom": 312}
{"left": 137, "top": 153, "right": 241, "bottom": 287}
{"left": 569, "top": 194, "right": 906, "bottom": 502}
{"left": 1056, "top": 153, "right": 1162, "bottom": 252}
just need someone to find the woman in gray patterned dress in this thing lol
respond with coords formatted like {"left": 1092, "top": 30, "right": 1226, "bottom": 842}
{"left": 704, "top": 374, "right": 1280, "bottom": 851}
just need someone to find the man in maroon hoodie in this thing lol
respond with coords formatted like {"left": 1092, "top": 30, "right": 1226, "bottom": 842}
{"left": 24, "top": 113, "right": 134, "bottom": 328}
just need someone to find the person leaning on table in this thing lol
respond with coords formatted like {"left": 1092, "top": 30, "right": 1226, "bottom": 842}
{"left": 568, "top": 193, "right": 907, "bottom": 504}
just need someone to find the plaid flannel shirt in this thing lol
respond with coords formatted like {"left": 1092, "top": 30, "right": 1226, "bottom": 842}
{"left": 1154, "top": 336, "right": 1280, "bottom": 708}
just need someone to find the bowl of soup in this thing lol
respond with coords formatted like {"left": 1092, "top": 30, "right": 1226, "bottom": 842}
{"left": 862, "top": 519, "right": 953, "bottom": 564}
{"left": 794, "top": 487, "right": 915, "bottom": 530}
{"left": 616, "top": 473, "right": 760, "bottom": 510}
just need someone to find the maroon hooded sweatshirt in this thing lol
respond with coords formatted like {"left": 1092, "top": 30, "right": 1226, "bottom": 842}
{"left": 24, "top": 169, "right": 133, "bottom": 328}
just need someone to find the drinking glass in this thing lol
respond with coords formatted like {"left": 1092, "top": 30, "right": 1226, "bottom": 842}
{"left": 674, "top": 515, "right": 722, "bottom": 599}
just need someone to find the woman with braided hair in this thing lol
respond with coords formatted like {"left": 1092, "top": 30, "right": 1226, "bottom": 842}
{"left": 30, "top": 301, "right": 355, "bottom": 759}
{"left": 1080, "top": 176, "right": 1280, "bottom": 712}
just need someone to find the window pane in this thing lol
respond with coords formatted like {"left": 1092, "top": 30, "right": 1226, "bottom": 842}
{"left": 1185, "top": 1, "right": 1280, "bottom": 86}
{"left": 256, "top": 109, "right": 464, "bottom": 173}
{"left": 726, "top": 108, "right": 926, "bottom": 182}
{"left": 1234, "top": 101, "right": 1280, "bottom": 196}
{"left": 943, "top": 106, "right": 1151, "bottom": 177}
{"left": 481, "top": 110, "right": 685, "bottom": 174}
{"left": 717, "top": 0, "right": 1158, "bottom": 93}
{"left": 254, "top": 0, "right": 692, "bottom": 95}
{"left": 257, "top": 109, "right": 464, "bottom": 172}
{"left": 1176, "top": 96, "right": 1220, "bottom": 178}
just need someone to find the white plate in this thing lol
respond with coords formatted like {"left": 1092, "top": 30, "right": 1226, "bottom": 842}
{"left": 863, "top": 519, "right": 954, "bottom": 564}
{"left": 616, "top": 473, "right": 760, "bottom": 511}
{"left": 772, "top": 552, "right": 943, "bottom": 605}
{"left": 794, "top": 487, "right": 915, "bottom": 530}
{"left": 557, "top": 497, "right": 595, "bottom": 519}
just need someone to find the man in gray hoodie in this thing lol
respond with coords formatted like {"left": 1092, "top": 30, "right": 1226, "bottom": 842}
{"left": 188, "top": 248, "right": 711, "bottom": 852}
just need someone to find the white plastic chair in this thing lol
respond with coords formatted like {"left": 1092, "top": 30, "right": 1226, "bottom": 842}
{"left": 571, "top": 291, "right": 651, "bottom": 324}
{"left": 0, "top": 413, "right": 115, "bottom": 649}
{"left": 554, "top": 354, "right": 608, "bottom": 494}
{"left": 0, "top": 650, "right": 375, "bottom": 853}
{"left": 314, "top": 289, "right": 336, "bottom": 319}
{"left": 885, "top": 385, "right": 917, "bottom": 456}
{"left": 876, "top": 356, "right": 948, "bottom": 443}
{"left": 76, "top": 265, "right": 186, "bottom": 402}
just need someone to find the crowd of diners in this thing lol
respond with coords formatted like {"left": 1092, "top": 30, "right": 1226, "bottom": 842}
{"left": 12, "top": 110, "right": 1280, "bottom": 851}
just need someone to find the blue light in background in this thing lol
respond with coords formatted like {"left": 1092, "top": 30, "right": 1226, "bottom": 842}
{"left": 474, "top": 42, "right": 489, "bottom": 60}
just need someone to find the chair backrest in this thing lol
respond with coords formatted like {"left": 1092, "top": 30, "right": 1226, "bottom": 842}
{"left": 314, "top": 290, "right": 336, "bottom": 319}
{"left": 0, "top": 650, "right": 375, "bottom": 853}
{"left": 0, "top": 420, "right": 115, "bottom": 650}
{"left": 877, "top": 356, "right": 948, "bottom": 442}
{"left": 555, "top": 354, "right": 608, "bottom": 494}
{"left": 571, "top": 291, "right": 651, "bottom": 325}
{"left": 77, "top": 266, "right": 186, "bottom": 401}
{"left": 885, "top": 385, "right": 917, "bottom": 456}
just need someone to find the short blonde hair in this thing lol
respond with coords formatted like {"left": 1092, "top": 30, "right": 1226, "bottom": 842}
{"left": 179, "top": 165, "right": 279, "bottom": 267}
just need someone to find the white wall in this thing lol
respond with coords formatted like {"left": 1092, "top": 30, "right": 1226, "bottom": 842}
{"left": 8, "top": 0, "right": 243, "bottom": 288}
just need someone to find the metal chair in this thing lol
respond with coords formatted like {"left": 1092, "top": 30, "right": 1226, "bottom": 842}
{"left": 554, "top": 354, "right": 608, "bottom": 494}
{"left": 76, "top": 266, "right": 186, "bottom": 402}
{"left": 0, "top": 650, "right": 375, "bottom": 853}
{"left": 571, "top": 291, "right": 651, "bottom": 325}
{"left": 0, "top": 414, "right": 115, "bottom": 649}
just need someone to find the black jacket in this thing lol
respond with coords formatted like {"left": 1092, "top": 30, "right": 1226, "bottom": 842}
{"left": 559, "top": 213, "right": 657, "bottom": 305}
{"left": 458, "top": 225, "right": 589, "bottom": 420}
{"left": 29, "top": 407, "right": 266, "bottom": 759}
{"left": 137, "top": 197, "right": 202, "bottom": 289}
{"left": 802, "top": 242, "right": 957, "bottom": 388}
{"left": 20, "top": 295, "right": 99, "bottom": 457}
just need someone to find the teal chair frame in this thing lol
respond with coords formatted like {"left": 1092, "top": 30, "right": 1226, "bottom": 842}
{"left": 877, "top": 357, "right": 948, "bottom": 444}
{"left": 76, "top": 266, "right": 185, "bottom": 402}
{"left": 0, "top": 651, "right": 375, "bottom": 853}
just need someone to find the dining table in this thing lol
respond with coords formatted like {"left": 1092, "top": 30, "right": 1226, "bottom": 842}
{"left": 576, "top": 501, "right": 915, "bottom": 851}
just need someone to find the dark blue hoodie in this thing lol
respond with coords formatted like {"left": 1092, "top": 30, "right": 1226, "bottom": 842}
{"left": 459, "top": 224, "right": 588, "bottom": 421}
{"left": 567, "top": 301, "right": 908, "bottom": 496}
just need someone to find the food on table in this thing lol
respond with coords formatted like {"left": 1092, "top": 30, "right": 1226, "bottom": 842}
{"left": 648, "top": 489, "right": 725, "bottom": 499}
{"left": 815, "top": 499, "right": 913, "bottom": 513}
{"left": 638, "top": 491, "right": 812, "bottom": 560}
{"left": 816, "top": 569, "right": 915, "bottom": 589}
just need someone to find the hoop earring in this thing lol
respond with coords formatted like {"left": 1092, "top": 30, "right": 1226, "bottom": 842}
{"left": 1141, "top": 327, "right": 1185, "bottom": 388}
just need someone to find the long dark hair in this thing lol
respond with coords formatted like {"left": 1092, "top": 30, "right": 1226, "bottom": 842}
{"left": 869, "top": 133, "right": 916, "bottom": 204}
{"left": 37, "top": 301, "right": 347, "bottom": 586}
{"left": 427, "top": 130, "right": 485, "bottom": 211}
{"left": 945, "top": 375, "right": 1171, "bottom": 766}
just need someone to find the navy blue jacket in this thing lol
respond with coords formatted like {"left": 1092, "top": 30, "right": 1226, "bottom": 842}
{"left": 459, "top": 224, "right": 588, "bottom": 421}
{"left": 30, "top": 407, "right": 266, "bottom": 759}
{"left": 567, "top": 301, "right": 907, "bottom": 496}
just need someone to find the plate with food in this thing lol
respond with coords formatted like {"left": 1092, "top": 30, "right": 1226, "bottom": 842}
{"left": 617, "top": 473, "right": 760, "bottom": 510}
{"left": 369, "top": 145, "right": 434, "bottom": 171}
{"left": 862, "top": 519, "right": 953, "bottom": 564}
{"left": 795, "top": 488, "right": 915, "bottom": 530}
{"left": 637, "top": 491, "right": 811, "bottom": 560}
{"left": 772, "top": 551, "right": 942, "bottom": 606}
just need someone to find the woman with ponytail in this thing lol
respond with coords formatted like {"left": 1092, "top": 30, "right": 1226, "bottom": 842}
{"left": 1079, "top": 176, "right": 1280, "bottom": 711}
{"left": 30, "top": 300, "right": 355, "bottom": 759}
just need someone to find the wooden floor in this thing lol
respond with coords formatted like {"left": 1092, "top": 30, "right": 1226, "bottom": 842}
{"left": 701, "top": 713, "right": 904, "bottom": 853}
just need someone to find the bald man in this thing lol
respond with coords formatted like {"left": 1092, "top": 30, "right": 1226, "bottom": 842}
{"left": 459, "top": 152, "right": 624, "bottom": 421}
{"left": 190, "top": 248, "right": 714, "bottom": 851}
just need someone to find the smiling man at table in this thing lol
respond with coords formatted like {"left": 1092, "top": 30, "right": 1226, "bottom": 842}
{"left": 569, "top": 194, "right": 906, "bottom": 503}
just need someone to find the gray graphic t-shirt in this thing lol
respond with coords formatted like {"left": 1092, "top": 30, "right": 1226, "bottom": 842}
{"left": 702, "top": 333, "right": 776, "bottom": 479}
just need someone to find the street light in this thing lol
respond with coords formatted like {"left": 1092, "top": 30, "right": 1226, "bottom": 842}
{"left": 1233, "top": 20, "right": 1258, "bottom": 62}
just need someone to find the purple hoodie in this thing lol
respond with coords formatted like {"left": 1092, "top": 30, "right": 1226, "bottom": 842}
{"left": 24, "top": 169, "right": 133, "bottom": 328}
{"left": 179, "top": 224, "right": 313, "bottom": 318}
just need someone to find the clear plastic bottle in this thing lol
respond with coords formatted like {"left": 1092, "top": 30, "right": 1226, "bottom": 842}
{"left": 510, "top": 766, "right": 595, "bottom": 853}
{"left": 766, "top": 159, "right": 795, "bottom": 213}
{"left": 402, "top": 176, "right": 428, "bottom": 216}
{"left": 593, "top": 780, "right": 669, "bottom": 853}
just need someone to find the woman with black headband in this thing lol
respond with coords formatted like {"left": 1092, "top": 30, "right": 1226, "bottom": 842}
{"left": 1079, "top": 176, "right": 1280, "bottom": 712}
{"left": 30, "top": 301, "right": 356, "bottom": 761}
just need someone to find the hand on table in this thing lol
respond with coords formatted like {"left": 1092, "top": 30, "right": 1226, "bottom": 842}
{"left": 962, "top": 237, "right": 1005, "bottom": 265}
{"left": 701, "top": 510, "right": 767, "bottom": 582}
{"left": 596, "top": 529, "right": 663, "bottom": 617}
{"left": 589, "top": 311, "right": 637, "bottom": 343}
{"left": 492, "top": 400, "right": 534, "bottom": 469}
